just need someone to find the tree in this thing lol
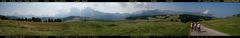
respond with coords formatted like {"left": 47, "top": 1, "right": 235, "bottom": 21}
{"left": 54, "top": 19, "right": 62, "bottom": 22}
{"left": 44, "top": 19, "right": 48, "bottom": 22}
{"left": 27, "top": 18, "right": 31, "bottom": 21}
{"left": 24, "top": 18, "right": 28, "bottom": 21}
{"left": 0, "top": 16, "right": 8, "bottom": 20}
{"left": 48, "top": 18, "right": 53, "bottom": 22}
{"left": 31, "top": 17, "right": 42, "bottom": 22}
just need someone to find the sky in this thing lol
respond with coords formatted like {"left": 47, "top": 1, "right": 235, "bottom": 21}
{"left": 0, "top": 2, "right": 239, "bottom": 18}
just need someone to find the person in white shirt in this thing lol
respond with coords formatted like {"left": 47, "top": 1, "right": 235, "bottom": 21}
{"left": 194, "top": 22, "right": 197, "bottom": 31}
{"left": 190, "top": 22, "right": 194, "bottom": 32}
{"left": 196, "top": 22, "right": 201, "bottom": 32}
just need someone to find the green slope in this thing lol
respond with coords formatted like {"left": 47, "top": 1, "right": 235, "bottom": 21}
{"left": 0, "top": 20, "right": 188, "bottom": 36}
{"left": 202, "top": 17, "right": 240, "bottom": 36}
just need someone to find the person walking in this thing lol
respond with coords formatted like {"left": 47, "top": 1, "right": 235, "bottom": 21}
{"left": 190, "top": 22, "right": 194, "bottom": 32}
{"left": 196, "top": 22, "right": 201, "bottom": 32}
{"left": 193, "top": 22, "right": 197, "bottom": 31}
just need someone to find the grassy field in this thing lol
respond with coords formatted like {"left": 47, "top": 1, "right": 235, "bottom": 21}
{"left": 0, "top": 20, "right": 188, "bottom": 36}
{"left": 201, "top": 17, "right": 240, "bottom": 36}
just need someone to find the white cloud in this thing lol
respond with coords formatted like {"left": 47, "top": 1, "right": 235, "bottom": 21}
{"left": 0, "top": 3, "right": 156, "bottom": 17}
{"left": 72, "top": 2, "right": 154, "bottom": 14}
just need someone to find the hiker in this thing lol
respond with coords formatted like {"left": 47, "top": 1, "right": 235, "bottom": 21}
{"left": 191, "top": 22, "right": 195, "bottom": 31}
{"left": 196, "top": 22, "right": 201, "bottom": 32}
{"left": 193, "top": 22, "right": 197, "bottom": 31}
{"left": 190, "top": 22, "right": 193, "bottom": 32}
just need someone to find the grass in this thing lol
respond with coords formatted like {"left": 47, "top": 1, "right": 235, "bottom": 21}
{"left": 0, "top": 20, "right": 188, "bottom": 36}
{"left": 201, "top": 17, "right": 240, "bottom": 36}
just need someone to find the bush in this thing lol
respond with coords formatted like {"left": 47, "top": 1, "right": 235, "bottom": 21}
{"left": 107, "top": 24, "right": 118, "bottom": 27}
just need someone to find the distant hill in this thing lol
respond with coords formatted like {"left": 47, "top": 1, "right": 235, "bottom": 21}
{"left": 125, "top": 9, "right": 215, "bottom": 23}
{"left": 68, "top": 7, "right": 214, "bottom": 20}
{"left": 130, "top": 9, "right": 214, "bottom": 17}
{"left": 69, "top": 7, "right": 128, "bottom": 20}
{"left": 130, "top": 9, "right": 192, "bottom": 17}
{"left": 126, "top": 14, "right": 214, "bottom": 23}
{"left": 0, "top": 15, "right": 19, "bottom": 20}
{"left": 233, "top": 13, "right": 240, "bottom": 17}
{"left": 1, "top": 8, "right": 216, "bottom": 22}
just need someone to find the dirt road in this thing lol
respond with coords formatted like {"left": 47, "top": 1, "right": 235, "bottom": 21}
{"left": 190, "top": 25, "right": 230, "bottom": 36}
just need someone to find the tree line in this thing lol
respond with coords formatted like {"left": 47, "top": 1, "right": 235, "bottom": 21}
{"left": 15, "top": 17, "right": 62, "bottom": 22}
{"left": 178, "top": 14, "right": 213, "bottom": 23}
{"left": 0, "top": 15, "right": 62, "bottom": 22}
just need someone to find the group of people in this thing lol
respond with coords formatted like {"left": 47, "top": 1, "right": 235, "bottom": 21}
{"left": 191, "top": 22, "right": 202, "bottom": 32}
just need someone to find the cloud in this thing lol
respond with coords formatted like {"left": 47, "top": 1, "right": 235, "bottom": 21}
{"left": 1, "top": 3, "right": 239, "bottom": 18}
{"left": 0, "top": 3, "right": 155, "bottom": 17}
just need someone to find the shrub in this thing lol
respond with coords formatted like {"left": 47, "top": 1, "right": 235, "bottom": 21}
{"left": 107, "top": 24, "right": 118, "bottom": 27}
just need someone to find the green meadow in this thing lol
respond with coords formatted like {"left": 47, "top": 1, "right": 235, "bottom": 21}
{"left": 0, "top": 20, "right": 189, "bottom": 36}
{"left": 202, "top": 17, "right": 240, "bottom": 36}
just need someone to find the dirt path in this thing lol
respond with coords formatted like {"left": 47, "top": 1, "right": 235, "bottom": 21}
{"left": 190, "top": 25, "right": 230, "bottom": 36}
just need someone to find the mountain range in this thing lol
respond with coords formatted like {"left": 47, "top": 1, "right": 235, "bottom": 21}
{"left": 0, "top": 7, "right": 216, "bottom": 21}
